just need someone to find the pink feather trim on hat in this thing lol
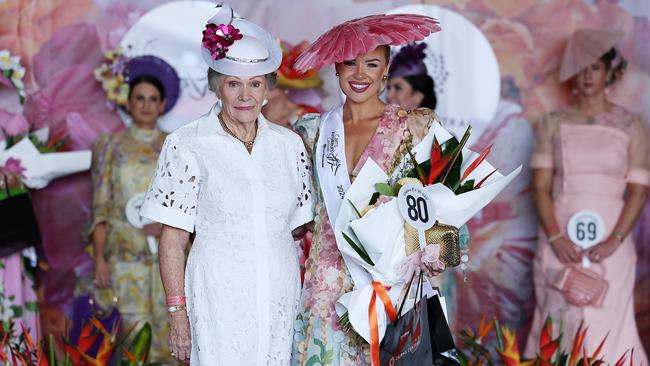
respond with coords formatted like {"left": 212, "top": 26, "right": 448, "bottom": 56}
{"left": 559, "top": 28, "right": 624, "bottom": 82}
{"left": 294, "top": 13, "right": 441, "bottom": 74}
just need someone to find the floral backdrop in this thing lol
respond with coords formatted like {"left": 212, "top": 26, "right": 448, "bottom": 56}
{"left": 1, "top": 0, "right": 648, "bottom": 353}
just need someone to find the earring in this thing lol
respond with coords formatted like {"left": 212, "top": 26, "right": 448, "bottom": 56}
{"left": 263, "top": 99, "right": 268, "bottom": 106}
{"left": 335, "top": 72, "right": 339, "bottom": 77}
{"left": 382, "top": 75, "right": 388, "bottom": 80}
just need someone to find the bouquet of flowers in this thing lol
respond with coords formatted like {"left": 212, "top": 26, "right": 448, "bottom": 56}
{"left": 0, "top": 127, "right": 91, "bottom": 189}
{"left": 332, "top": 118, "right": 522, "bottom": 360}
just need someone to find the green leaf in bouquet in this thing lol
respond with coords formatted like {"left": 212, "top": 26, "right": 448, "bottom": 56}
{"left": 407, "top": 150, "right": 427, "bottom": 183}
{"left": 368, "top": 192, "right": 380, "bottom": 206}
{"left": 439, "top": 135, "right": 460, "bottom": 157}
{"left": 374, "top": 182, "right": 396, "bottom": 197}
{"left": 342, "top": 232, "right": 374, "bottom": 266}
{"left": 441, "top": 126, "right": 472, "bottom": 189}
{"left": 455, "top": 179, "right": 475, "bottom": 194}
{"left": 347, "top": 199, "right": 362, "bottom": 218}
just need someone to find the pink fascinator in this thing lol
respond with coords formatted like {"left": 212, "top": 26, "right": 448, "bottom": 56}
{"left": 294, "top": 13, "right": 441, "bottom": 74}
{"left": 559, "top": 28, "right": 624, "bottom": 82}
{"left": 202, "top": 6, "right": 243, "bottom": 61}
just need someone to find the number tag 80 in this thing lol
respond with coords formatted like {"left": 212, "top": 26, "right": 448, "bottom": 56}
{"left": 397, "top": 184, "right": 436, "bottom": 231}
{"left": 567, "top": 210, "right": 605, "bottom": 249}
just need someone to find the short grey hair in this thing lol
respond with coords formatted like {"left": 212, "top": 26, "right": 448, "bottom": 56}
{"left": 207, "top": 68, "right": 277, "bottom": 93}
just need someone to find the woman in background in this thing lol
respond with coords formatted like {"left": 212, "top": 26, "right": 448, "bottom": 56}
{"left": 262, "top": 41, "right": 323, "bottom": 128}
{"left": 386, "top": 42, "right": 437, "bottom": 111}
{"left": 89, "top": 55, "right": 180, "bottom": 362}
{"left": 526, "top": 29, "right": 648, "bottom": 364}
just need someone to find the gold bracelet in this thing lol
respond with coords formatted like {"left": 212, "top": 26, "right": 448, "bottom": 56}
{"left": 613, "top": 231, "right": 625, "bottom": 243}
{"left": 547, "top": 232, "right": 563, "bottom": 243}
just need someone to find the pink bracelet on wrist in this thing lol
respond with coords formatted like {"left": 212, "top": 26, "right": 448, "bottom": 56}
{"left": 546, "top": 223, "right": 560, "bottom": 236}
{"left": 166, "top": 295, "right": 187, "bottom": 306}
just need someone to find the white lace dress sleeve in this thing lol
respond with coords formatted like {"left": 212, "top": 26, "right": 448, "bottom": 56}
{"left": 290, "top": 137, "right": 315, "bottom": 230}
{"left": 141, "top": 133, "right": 201, "bottom": 232}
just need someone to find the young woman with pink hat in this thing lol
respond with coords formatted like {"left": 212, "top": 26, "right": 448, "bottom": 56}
{"left": 290, "top": 13, "right": 445, "bottom": 366}
{"left": 526, "top": 28, "right": 648, "bottom": 364}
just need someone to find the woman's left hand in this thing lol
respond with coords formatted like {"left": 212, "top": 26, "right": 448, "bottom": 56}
{"left": 142, "top": 223, "right": 163, "bottom": 237}
{"left": 587, "top": 237, "right": 621, "bottom": 263}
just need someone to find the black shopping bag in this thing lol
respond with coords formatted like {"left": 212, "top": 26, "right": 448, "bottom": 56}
{"left": 427, "top": 293, "right": 460, "bottom": 365}
{"left": 380, "top": 274, "right": 432, "bottom": 366}
{"left": 0, "top": 181, "right": 41, "bottom": 257}
{"left": 427, "top": 293, "right": 455, "bottom": 353}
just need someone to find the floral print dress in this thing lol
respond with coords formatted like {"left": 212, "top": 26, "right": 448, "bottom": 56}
{"left": 292, "top": 104, "right": 433, "bottom": 366}
{"left": 89, "top": 126, "right": 171, "bottom": 362}
{"left": 0, "top": 253, "right": 38, "bottom": 338}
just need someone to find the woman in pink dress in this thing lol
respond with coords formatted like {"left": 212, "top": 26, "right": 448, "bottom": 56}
{"left": 526, "top": 29, "right": 649, "bottom": 364}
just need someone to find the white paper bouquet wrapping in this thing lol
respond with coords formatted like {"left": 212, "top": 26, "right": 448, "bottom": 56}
{"left": 333, "top": 121, "right": 522, "bottom": 345}
{"left": 0, "top": 127, "right": 91, "bottom": 189}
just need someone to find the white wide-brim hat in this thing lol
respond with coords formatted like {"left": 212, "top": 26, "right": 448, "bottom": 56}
{"left": 201, "top": 4, "right": 281, "bottom": 77}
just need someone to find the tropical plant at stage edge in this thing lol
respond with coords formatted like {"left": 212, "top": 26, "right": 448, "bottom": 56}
{"left": 0, "top": 317, "right": 161, "bottom": 366}
{"left": 3, "top": 129, "right": 70, "bottom": 154}
{"left": 457, "top": 315, "right": 640, "bottom": 366}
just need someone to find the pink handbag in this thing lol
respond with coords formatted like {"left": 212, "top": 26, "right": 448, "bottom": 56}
{"left": 555, "top": 265, "right": 609, "bottom": 307}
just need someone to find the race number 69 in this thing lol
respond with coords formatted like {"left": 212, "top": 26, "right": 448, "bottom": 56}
{"left": 567, "top": 210, "right": 605, "bottom": 249}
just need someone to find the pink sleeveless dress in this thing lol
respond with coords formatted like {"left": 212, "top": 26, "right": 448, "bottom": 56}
{"left": 525, "top": 106, "right": 649, "bottom": 364}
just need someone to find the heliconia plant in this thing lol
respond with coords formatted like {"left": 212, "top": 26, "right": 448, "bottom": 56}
{"left": 0, "top": 318, "right": 158, "bottom": 366}
{"left": 458, "top": 315, "right": 641, "bottom": 366}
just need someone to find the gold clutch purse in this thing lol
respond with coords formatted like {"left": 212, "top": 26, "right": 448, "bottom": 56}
{"left": 404, "top": 223, "right": 461, "bottom": 267}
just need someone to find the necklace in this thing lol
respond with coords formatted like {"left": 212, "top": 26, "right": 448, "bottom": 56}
{"left": 218, "top": 112, "right": 257, "bottom": 153}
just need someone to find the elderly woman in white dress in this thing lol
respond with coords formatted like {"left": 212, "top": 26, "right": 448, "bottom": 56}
{"left": 141, "top": 5, "right": 314, "bottom": 365}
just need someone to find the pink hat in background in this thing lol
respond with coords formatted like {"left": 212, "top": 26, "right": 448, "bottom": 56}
{"left": 559, "top": 28, "right": 624, "bottom": 82}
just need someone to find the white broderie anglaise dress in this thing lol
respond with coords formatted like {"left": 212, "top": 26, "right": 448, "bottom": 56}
{"left": 141, "top": 104, "right": 315, "bottom": 365}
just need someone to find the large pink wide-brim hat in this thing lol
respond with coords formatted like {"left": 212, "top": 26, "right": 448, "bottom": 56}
{"left": 558, "top": 28, "right": 624, "bottom": 83}
{"left": 293, "top": 13, "right": 441, "bottom": 74}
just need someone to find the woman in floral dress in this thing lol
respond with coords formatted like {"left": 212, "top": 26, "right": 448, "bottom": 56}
{"left": 0, "top": 167, "right": 39, "bottom": 338}
{"left": 89, "top": 56, "right": 180, "bottom": 362}
{"left": 292, "top": 13, "right": 443, "bottom": 363}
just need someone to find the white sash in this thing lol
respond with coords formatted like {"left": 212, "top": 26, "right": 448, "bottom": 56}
{"left": 316, "top": 105, "right": 350, "bottom": 226}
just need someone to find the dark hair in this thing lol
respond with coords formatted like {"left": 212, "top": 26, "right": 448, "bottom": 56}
{"left": 128, "top": 75, "right": 166, "bottom": 100}
{"left": 380, "top": 45, "right": 391, "bottom": 62}
{"left": 403, "top": 73, "right": 437, "bottom": 110}
{"left": 600, "top": 48, "right": 626, "bottom": 85}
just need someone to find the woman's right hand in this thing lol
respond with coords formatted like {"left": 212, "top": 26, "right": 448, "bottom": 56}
{"left": 549, "top": 236, "right": 582, "bottom": 263}
{"left": 169, "top": 312, "right": 192, "bottom": 363}
{"left": 92, "top": 255, "right": 111, "bottom": 288}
